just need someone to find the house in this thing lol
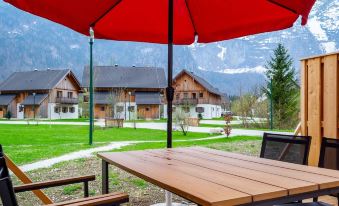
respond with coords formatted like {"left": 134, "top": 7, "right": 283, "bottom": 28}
{"left": 82, "top": 66, "right": 166, "bottom": 120}
{"left": 0, "top": 69, "right": 81, "bottom": 119}
{"left": 172, "top": 69, "right": 224, "bottom": 119}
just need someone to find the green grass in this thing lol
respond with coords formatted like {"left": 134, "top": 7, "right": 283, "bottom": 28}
{"left": 0, "top": 124, "right": 217, "bottom": 165}
{"left": 62, "top": 184, "right": 82, "bottom": 195}
{"left": 199, "top": 123, "right": 293, "bottom": 132}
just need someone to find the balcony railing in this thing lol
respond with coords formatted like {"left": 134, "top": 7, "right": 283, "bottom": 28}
{"left": 174, "top": 98, "right": 198, "bottom": 105}
{"left": 55, "top": 97, "right": 78, "bottom": 104}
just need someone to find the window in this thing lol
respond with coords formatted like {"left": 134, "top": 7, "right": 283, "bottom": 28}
{"left": 116, "top": 106, "right": 124, "bottom": 112}
{"left": 183, "top": 93, "right": 188, "bottom": 98}
{"left": 67, "top": 92, "right": 73, "bottom": 98}
{"left": 54, "top": 106, "right": 60, "bottom": 113}
{"left": 100, "top": 106, "right": 105, "bottom": 112}
{"left": 69, "top": 107, "right": 75, "bottom": 113}
{"left": 128, "top": 106, "right": 135, "bottom": 112}
{"left": 176, "top": 93, "right": 180, "bottom": 100}
{"left": 57, "top": 91, "right": 63, "bottom": 98}
{"left": 62, "top": 107, "right": 68, "bottom": 113}
{"left": 84, "top": 95, "right": 89, "bottom": 102}
{"left": 192, "top": 93, "right": 197, "bottom": 99}
{"left": 145, "top": 107, "right": 150, "bottom": 111}
{"left": 199, "top": 93, "right": 204, "bottom": 98}
{"left": 0, "top": 108, "right": 2, "bottom": 112}
{"left": 183, "top": 107, "right": 190, "bottom": 113}
{"left": 19, "top": 105, "right": 24, "bottom": 112}
{"left": 196, "top": 107, "right": 204, "bottom": 113}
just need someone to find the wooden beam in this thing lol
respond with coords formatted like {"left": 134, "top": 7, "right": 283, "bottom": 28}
{"left": 306, "top": 57, "right": 322, "bottom": 166}
{"left": 4, "top": 154, "right": 53, "bottom": 204}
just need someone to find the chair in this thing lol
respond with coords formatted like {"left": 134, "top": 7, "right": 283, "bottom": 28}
{"left": 0, "top": 145, "right": 129, "bottom": 206}
{"left": 260, "top": 133, "right": 311, "bottom": 165}
{"left": 313, "top": 137, "right": 339, "bottom": 205}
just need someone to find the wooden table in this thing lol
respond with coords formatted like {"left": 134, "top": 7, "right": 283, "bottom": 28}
{"left": 97, "top": 147, "right": 339, "bottom": 206}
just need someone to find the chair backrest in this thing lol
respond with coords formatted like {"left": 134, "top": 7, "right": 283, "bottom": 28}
{"left": 319, "top": 137, "right": 339, "bottom": 170}
{"left": 0, "top": 145, "right": 19, "bottom": 206}
{"left": 260, "top": 133, "right": 311, "bottom": 165}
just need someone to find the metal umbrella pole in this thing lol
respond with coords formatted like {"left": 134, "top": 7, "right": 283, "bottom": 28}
{"left": 89, "top": 27, "right": 94, "bottom": 145}
{"left": 165, "top": 0, "right": 175, "bottom": 205}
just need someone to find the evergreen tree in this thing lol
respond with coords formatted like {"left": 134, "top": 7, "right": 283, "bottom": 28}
{"left": 264, "top": 44, "right": 299, "bottom": 129}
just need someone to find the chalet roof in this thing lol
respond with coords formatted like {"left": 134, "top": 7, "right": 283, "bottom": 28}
{"left": 0, "top": 69, "right": 81, "bottom": 92}
{"left": 22, "top": 93, "right": 48, "bottom": 105}
{"left": 135, "top": 92, "right": 161, "bottom": 105}
{"left": 174, "top": 69, "right": 223, "bottom": 96}
{"left": 0, "top": 94, "right": 16, "bottom": 106}
{"left": 94, "top": 92, "right": 112, "bottom": 105}
{"left": 82, "top": 66, "right": 167, "bottom": 89}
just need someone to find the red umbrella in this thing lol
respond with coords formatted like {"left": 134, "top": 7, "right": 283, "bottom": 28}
{"left": 4, "top": 0, "right": 316, "bottom": 147}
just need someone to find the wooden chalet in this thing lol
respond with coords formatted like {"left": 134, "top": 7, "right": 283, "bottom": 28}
{"left": 0, "top": 69, "right": 81, "bottom": 119}
{"left": 82, "top": 66, "right": 166, "bottom": 120}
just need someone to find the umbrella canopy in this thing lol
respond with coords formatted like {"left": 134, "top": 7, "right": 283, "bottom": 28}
{"left": 4, "top": 0, "right": 316, "bottom": 148}
{"left": 5, "top": 0, "right": 315, "bottom": 44}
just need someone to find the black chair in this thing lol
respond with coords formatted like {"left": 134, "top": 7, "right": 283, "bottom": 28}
{"left": 0, "top": 145, "right": 129, "bottom": 206}
{"left": 260, "top": 133, "right": 311, "bottom": 165}
{"left": 312, "top": 137, "right": 339, "bottom": 205}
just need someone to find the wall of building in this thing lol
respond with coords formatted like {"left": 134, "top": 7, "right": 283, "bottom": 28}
{"left": 48, "top": 103, "right": 79, "bottom": 119}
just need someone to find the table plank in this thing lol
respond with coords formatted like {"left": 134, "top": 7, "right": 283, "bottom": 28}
{"left": 193, "top": 147, "right": 339, "bottom": 179}
{"left": 130, "top": 151, "right": 287, "bottom": 202}
{"left": 147, "top": 149, "right": 317, "bottom": 195}
{"left": 98, "top": 152, "right": 252, "bottom": 206}
{"left": 174, "top": 148, "right": 339, "bottom": 190}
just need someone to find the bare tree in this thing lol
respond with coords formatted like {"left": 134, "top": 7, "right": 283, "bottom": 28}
{"left": 106, "top": 88, "right": 125, "bottom": 119}
{"left": 174, "top": 107, "right": 189, "bottom": 136}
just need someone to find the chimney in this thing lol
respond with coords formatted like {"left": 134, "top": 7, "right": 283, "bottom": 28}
{"left": 132, "top": 65, "right": 136, "bottom": 67}
{"left": 114, "top": 64, "right": 118, "bottom": 67}
{"left": 34, "top": 68, "right": 38, "bottom": 71}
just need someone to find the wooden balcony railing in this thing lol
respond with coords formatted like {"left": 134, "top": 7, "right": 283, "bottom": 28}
{"left": 55, "top": 97, "right": 78, "bottom": 104}
{"left": 174, "top": 98, "right": 198, "bottom": 105}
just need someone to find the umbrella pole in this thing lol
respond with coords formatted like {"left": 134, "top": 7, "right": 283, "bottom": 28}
{"left": 89, "top": 27, "right": 94, "bottom": 145}
{"left": 165, "top": 0, "right": 174, "bottom": 205}
{"left": 166, "top": 0, "right": 174, "bottom": 149}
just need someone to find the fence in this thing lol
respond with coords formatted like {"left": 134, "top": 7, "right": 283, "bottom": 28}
{"left": 300, "top": 51, "right": 339, "bottom": 166}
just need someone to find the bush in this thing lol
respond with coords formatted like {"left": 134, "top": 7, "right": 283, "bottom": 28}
{"left": 5, "top": 111, "right": 12, "bottom": 120}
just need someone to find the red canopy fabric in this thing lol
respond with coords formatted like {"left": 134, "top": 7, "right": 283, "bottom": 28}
{"left": 5, "top": 0, "right": 316, "bottom": 45}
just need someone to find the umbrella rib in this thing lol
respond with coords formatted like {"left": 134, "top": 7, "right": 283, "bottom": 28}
{"left": 183, "top": 0, "right": 198, "bottom": 36}
{"left": 267, "top": 0, "right": 297, "bottom": 14}
{"left": 90, "top": 0, "right": 123, "bottom": 27}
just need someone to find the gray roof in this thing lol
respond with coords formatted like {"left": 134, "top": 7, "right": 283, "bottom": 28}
{"left": 175, "top": 70, "right": 223, "bottom": 96}
{"left": 94, "top": 92, "right": 112, "bottom": 105}
{"left": 82, "top": 66, "right": 167, "bottom": 89}
{"left": 0, "top": 94, "right": 16, "bottom": 106}
{"left": 22, "top": 94, "right": 48, "bottom": 105}
{"left": 0, "top": 69, "right": 79, "bottom": 91}
{"left": 135, "top": 92, "right": 161, "bottom": 105}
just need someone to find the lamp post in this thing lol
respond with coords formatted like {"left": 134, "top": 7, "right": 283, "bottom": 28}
{"left": 89, "top": 27, "right": 94, "bottom": 145}
{"left": 128, "top": 91, "right": 131, "bottom": 121}
{"left": 32, "top": 92, "right": 36, "bottom": 120}
{"left": 269, "top": 76, "right": 273, "bottom": 130}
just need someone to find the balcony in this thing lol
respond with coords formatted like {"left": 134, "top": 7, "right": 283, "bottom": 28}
{"left": 174, "top": 98, "right": 198, "bottom": 105}
{"left": 55, "top": 97, "right": 78, "bottom": 104}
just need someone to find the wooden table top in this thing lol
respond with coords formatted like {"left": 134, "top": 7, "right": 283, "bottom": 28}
{"left": 97, "top": 147, "right": 339, "bottom": 206}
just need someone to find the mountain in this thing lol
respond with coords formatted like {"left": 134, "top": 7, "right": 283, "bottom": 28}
{"left": 0, "top": 0, "right": 338, "bottom": 95}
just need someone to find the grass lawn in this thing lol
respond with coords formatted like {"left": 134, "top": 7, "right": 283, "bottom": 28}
{"left": 199, "top": 123, "right": 294, "bottom": 132}
{"left": 0, "top": 124, "right": 220, "bottom": 165}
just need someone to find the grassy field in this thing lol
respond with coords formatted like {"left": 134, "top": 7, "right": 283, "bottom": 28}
{"left": 199, "top": 123, "right": 294, "bottom": 132}
{"left": 0, "top": 124, "right": 221, "bottom": 165}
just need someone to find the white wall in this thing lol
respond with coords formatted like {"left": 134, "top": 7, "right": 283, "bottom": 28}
{"left": 165, "top": 104, "right": 222, "bottom": 119}
{"left": 48, "top": 103, "right": 79, "bottom": 119}
{"left": 16, "top": 104, "right": 24, "bottom": 119}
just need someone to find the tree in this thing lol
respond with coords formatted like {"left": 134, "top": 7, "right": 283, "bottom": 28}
{"left": 263, "top": 44, "right": 299, "bottom": 129}
{"left": 174, "top": 108, "right": 189, "bottom": 136}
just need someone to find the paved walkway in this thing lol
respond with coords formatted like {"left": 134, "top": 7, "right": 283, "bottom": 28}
{"left": 19, "top": 134, "right": 226, "bottom": 172}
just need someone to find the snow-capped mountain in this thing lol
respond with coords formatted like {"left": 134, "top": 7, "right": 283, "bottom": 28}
{"left": 0, "top": 0, "right": 338, "bottom": 95}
